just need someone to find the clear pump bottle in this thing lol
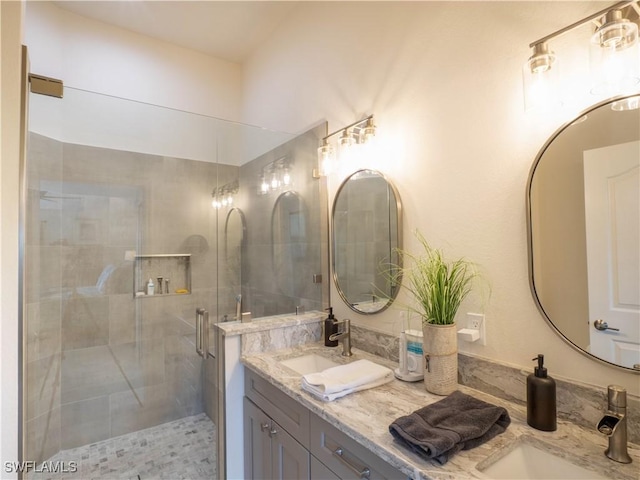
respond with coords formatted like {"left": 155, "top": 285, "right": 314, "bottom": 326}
{"left": 146, "top": 278, "right": 155, "bottom": 296}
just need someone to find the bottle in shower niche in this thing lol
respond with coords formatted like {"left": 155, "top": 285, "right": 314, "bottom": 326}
{"left": 146, "top": 277, "right": 155, "bottom": 296}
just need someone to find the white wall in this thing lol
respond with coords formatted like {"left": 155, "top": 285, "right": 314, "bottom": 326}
{"left": 24, "top": 3, "right": 296, "bottom": 165}
{"left": 25, "top": 1, "right": 242, "bottom": 122}
{"left": 1, "top": 1, "right": 24, "bottom": 475}
{"left": 242, "top": 1, "right": 639, "bottom": 394}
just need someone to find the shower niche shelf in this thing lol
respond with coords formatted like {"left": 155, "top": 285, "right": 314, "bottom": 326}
{"left": 134, "top": 254, "right": 191, "bottom": 297}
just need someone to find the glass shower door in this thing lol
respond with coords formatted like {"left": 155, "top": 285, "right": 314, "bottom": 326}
{"left": 23, "top": 87, "right": 227, "bottom": 478}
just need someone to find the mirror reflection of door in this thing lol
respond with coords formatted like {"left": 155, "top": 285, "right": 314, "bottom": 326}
{"left": 527, "top": 94, "right": 639, "bottom": 371}
{"left": 224, "top": 207, "right": 246, "bottom": 320}
{"left": 584, "top": 141, "right": 640, "bottom": 368}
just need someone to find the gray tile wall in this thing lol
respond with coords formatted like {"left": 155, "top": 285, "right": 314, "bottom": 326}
{"left": 227, "top": 125, "right": 325, "bottom": 320}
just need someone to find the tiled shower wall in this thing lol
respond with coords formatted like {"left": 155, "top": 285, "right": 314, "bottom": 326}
{"left": 25, "top": 133, "right": 234, "bottom": 462}
{"left": 221, "top": 124, "right": 326, "bottom": 319}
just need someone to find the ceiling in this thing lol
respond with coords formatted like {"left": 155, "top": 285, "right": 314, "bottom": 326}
{"left": 53, "top": 1, "right": 300, "bottom": 63}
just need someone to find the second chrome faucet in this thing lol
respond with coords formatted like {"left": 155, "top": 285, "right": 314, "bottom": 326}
{"left": 597, "top": 385, "right": 632, "bottom": 464}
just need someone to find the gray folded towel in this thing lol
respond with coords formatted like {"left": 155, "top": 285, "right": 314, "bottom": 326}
{"left": 389, "top": 390, "right": 511, "bottom": 465}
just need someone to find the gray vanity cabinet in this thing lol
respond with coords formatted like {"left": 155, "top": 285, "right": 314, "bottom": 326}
{"left": 309, "top": 413, "right": 406, "bottom": 479}
{"left": 244, "top": 397, "right": 310, "bottom": 480}
{"left": 244, "top": 369, "right": 407, "bottom": 480}
{"left": 244, "top": 370, "right": 311, "bottom": 480}
{"left": 244, "top": 397, "right": 273, "bottom": 478}
{"left": 310, "top": 456, "right": 340, "bottom": 480}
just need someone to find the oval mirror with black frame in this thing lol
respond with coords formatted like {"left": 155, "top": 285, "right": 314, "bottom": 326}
{"left": 332, "top": 169, "right": 402, "bottom": 314}
{"left": 527, "top": 94, "right": 640, "bottom": 372}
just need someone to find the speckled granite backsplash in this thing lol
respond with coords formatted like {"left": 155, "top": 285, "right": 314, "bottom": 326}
{"left": 350, "top": 323, "right": 639, "bottom": 444}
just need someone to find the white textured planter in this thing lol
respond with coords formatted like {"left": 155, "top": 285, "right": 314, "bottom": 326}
{"left": 422, "top": 323, "right": 458, "bottom": 395}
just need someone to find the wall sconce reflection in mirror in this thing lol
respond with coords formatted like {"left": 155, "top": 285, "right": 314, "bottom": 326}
{"left": 314, "top": 115, "right": 376, "bottom": 177}
{"left": 258, "top": 156, "right": 292, "bottom": 195}
{"left": 212, "top": 181, "right": 239, "bottom": 209}
{"left": 523, "top": 1, "right": 640, "bottom": 111}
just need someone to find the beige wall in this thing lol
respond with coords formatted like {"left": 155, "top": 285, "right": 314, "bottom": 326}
{"left": 241, "top": 1, "right": 639, "bottom": 394}
{"left": 25, "top": 1, "right": 243, "bottom": 121}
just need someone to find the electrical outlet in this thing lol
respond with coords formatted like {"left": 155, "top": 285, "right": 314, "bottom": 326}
{"left": 467, "top": 313, "right": 486, "bottom": 346}
{"left": 469, "top": 314, "right": 482, "bottom": 330}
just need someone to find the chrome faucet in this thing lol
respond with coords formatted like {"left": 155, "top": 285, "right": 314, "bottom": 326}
{"left": 597, "top": 385, "right": 632, "bottom": 464}
{"left": 329, "top": 318, "right": 352, "bottom": 357}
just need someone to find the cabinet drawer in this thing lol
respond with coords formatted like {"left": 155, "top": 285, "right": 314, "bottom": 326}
{"left": 310, "top": 413, "right": 406, "bottom": 480}
{"left": 311, "top": 455, "right": 339, "bottom": 480}
{"left": 245, "top": 368, "right": 310, "bottom": 448}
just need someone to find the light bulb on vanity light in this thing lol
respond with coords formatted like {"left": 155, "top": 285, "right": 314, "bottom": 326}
{"left": 361, "top": 117, "right": 376, "bottom": 143}
{"left": 590, "top": 9, "right": 640, "bottom": 96}
{"left": 270, "top": 172, "right": 279, "bottom": 190}
{"left": 523, "top": 42, "right": 562, "bottom": 112}
{"left": 338, "top": 128, "right": 358, "bottom": 166}
{"left": 317, "top": 138, "right": 335, "bottom": 176}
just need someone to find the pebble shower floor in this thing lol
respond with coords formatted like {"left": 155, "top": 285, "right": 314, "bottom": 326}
{"left": 28, "top": 413, "right": 216, "bottom": 480}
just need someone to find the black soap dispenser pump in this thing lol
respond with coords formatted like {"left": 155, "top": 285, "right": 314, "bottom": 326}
{"left": 527, "top": 354, "right": 557, "bottom": 431}
{"left": 324, "top": 307, "right": 338, "bottom": 347}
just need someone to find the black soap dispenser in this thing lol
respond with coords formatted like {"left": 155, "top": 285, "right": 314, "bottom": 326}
{"left": 324, "top": 307, "right": 338, "bottom": 347}
{"left": 527, "top": 354, "right": 557, "bottom": 431}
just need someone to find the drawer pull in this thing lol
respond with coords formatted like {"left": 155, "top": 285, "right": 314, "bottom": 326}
{"left": 260, "top": 423, "right": 270, "bottom": 432}
{"left": 332, "top": 447, "right": 371, "bottom": 479}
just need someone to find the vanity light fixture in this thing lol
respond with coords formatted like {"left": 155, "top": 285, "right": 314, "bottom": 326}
{"left": 523, "top": 42, "right": 561, "bottom": 111}
{"left": 317, "top": 138, "right": 335, "bottom": 177}
{"left": 590, "top": 8, "right": 639, "bottom": 95}
{"left": 314, "top": 115, "right": 377, "bottom": 177}
{"left": 523, "top": 1, "right": 640, "bottom": 111}
{"left": 212, "top": 181, "right": 239, "bottom": 209}
{"left": 257, "top": 156, "right": 292, "bottom": 195}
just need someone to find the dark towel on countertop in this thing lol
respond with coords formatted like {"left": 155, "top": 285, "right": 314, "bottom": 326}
{"left": 388, "top": 390, "right": 511, "bottom": 465}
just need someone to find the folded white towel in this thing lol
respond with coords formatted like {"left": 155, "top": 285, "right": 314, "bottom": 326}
{"left": 301, "top": 359, "right": 394, "bottom": 402}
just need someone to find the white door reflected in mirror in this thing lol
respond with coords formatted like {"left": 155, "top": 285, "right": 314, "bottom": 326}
{"left": 583, "top": 141, "right": 640, "bottom": 368}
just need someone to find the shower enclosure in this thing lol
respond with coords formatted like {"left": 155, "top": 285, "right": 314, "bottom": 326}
{"left": 21, "top": 83, "right": 327, "bottom": 477}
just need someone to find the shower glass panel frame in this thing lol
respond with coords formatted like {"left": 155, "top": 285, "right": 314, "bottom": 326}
{"left": 22, "top": 85, "right": 295, "bottom": 477}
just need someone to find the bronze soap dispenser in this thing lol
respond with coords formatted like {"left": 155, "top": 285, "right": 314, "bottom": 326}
{"left": 527, "top": 354, "right": 557, "bottom": 431}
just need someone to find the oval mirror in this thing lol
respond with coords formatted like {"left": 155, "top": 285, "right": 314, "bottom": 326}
{"left": 224, "top": 207, "right": 246, "bottom": 297}
{"left": 332, "top": 169, "right": 402, "bottom": 314}
{"left": 272, "top": 191, "right": 309, "bottom": 300}
{"left": 527, "top": 94, "right": 640, "bottom": 372}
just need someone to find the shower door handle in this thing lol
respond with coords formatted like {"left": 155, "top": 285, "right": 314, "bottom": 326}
{"left": 202, "top": 309, "right": 209, "bottom": 357}
{"left": 196, "top": 308, "right": 209, "bottom": 357}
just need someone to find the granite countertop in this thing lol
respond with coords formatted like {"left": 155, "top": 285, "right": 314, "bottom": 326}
{"left": 217, "top": 311, "right": 323, "bottom": 337}
{"left": 242, "top": 343, "right": 640, "bottom": 480}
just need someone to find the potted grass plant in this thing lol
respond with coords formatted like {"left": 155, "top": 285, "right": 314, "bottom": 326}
{"left": 390, "top": 230, "right": 478, "bottom": 395}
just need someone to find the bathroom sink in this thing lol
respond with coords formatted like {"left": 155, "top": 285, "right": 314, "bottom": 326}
{"left": 279, "top": 353, "right": 339, "bottom": 375}
{"left": 479, "top": 441, "right": 607, "bottom": 479}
